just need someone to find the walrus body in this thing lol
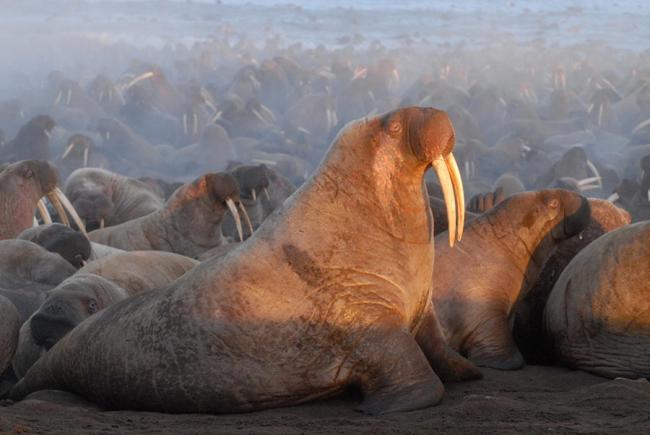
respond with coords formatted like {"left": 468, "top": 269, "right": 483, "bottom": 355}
{"left": 18, "top": 224, "right": 91, "bottom": 269}
{"left": 88, "top": 173, "right": 243, "bottom": 258}
{"left": 0, "top": 295, "right": 20, "bottom": 376}
{"left": 12, "top": 107, "right": 478, "bottom": 414}
{"left": 64, "top": 168, "right": 164, "bottom": 231}
{"left": 544, "top": 221, "right": 650, "bottom": 379}
{"left": 431, "top": 189, "right": 590, "bottom": 369}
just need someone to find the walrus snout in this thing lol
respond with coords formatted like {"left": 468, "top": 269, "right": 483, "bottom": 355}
{"left": 30, "top": 305, "right": 83, "bottom": 350}
{"left": 549, "top": 191, "right": 591, "bottom": 240}
{"left": 72, "top": 194, "right": 113, "bottom": 231}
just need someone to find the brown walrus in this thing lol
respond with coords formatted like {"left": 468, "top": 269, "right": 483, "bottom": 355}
{"left": 0, "top": 294, "right": 20, "bottom": 376}
{"left": 0, "top": 160, "right": 85, "bottom": 240}
{"left": 431, "top": 189, "right": 591, "bottom": 369}
{"left": 544, "top": 220, "right": 650, "bottom": 379}
{"left": 87, "top": 173, "right": 245, "bottom": 258}
{"left": 11, "top": 107, "right": 479, "bottom": 415}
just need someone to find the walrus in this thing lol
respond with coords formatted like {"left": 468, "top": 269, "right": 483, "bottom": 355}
{"left": 544, "top": 221, "right": 650, "bottom": 379}
{"left": 0, "top": 160, "right": 85, "bottom": 240}
{"left": 88, "top": 173, "right": 246, "bottom": 258}
{"left": 0, "top": 294, "right": 20, "bottom": 376}
{"left": 0, "top": 115, "right": 55, "bottom": 163}
{"left": 431, "top": 189, "right": 591, "bottom": 369}
{"left": 11, "top": 107, "right": 479, "bottom": 415}
{"left": 513, "top": 199, "right": 631, "bottom": 364}
{"left": 64, "top": 168, "right": 165, "bottom": 231}
{"left": 18, "top": 224, "right": 91, "bottom": 269}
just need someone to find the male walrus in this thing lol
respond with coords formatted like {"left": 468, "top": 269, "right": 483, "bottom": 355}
{"left": 88, "top": 173, "right": 246, "bottom": 258}
{"left": 431, "top": 189, "right": 590, "bottom": 369}
{"left": 0, "top": 294, "right": 20, "bottom": 376}
{"left": 11, "top": 107, "right": 479, "bottom": 414}
{"left": 544, "top": 221, "right": 650, "bottom": 379}
{"left": 0, "top": 160, "right": 84, "bottom": 240}
{"left": 18, "top": 224, "right": 91, "bottom": 269}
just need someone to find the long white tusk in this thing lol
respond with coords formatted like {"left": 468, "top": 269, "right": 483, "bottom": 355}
{"left": 260, "top": 103, "right": 276, "bottom": 122}
{"left": 83, "top": 146, "right": 89, "bottom": 167}
{"left": 577, "top": 176, "right": 602, "bottom": 187}
{"left": 586, "top": 160, "right": 603, "bottom": 188}
{"left": 211, "top": 110, "right": 222, "bottom": 123}
{"left": 263, "top": 187, "right": 271, "bottom": 201}
{"left": 54, "top": 90, "right": 62, "bottom": 105}
{"left": 432, "top": 152, "right": 465, "bottom": 247}
{"left": 125, "top": 71, "right": 155, "bottom": 90}
{"left": 632, "top": 118, "right": 650, "bottom": 136}
{"left": 297, "top": 126, "right": 312, "bottom": 135}
{"left": 464, "top": 160, "right": 470, "bottom": 179}
{"left": 193, "top": 113, "right": 198, "bottom": 136}
{"left": 61, "top": 142, "right": 75, "bottom": 160}
{"left": 44, "top": 129, "right": 51, "bottom": 139}
{"left": 36, "top": 199, "right": 52, "bottom": 224}
{"left": 46, "top": 192, "right": 69, "bottom": 226}
{"left": 326, "top": 108, "right": 333, "bottom": 131}
{"left": 100, "top": 218, "right": 105, "bottom": 229}
{"left": 597, "top": 104, "right": 603, "bottom": 127}
{"left": 251, "top": 189, "right": 256, "bottom": 201}
{"left": 607, "top": 192, "right": 620, "bottom": 202}
{"left": 238, "top": 202, "right": 254, "bottom": 237}
{"left": 182, "top": 114, "right": 188, "bottom": 135}
{"left": 53, "top": 187, "right": 87, "bottom": 236}
{"left": 66, "top": 89, "right": 72, "bottom": 105}
{"left": 225, "top": 198, "right": 243, "bottom": 242}
{"left": 33, "top": 217, "right": 39, "bottom": 227}
{"left": 251, "top": 108, "right": 267, "bottom": 124}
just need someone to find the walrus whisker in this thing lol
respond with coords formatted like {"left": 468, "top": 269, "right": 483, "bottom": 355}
{"left": 225, "top": 198, "right": 243, "bottom": 242}
{"left": 631, "top": 118, "right": 650, "bottom": 136}
{"left": 53, "top": 187, "right": 88, "bottom": 236}
{"left": 36, "top": 199, "right": 52, "bottom": 225}
{"left": 125, "top": 71, "right": 155, "bottom": 90}
{"left": 263, "top": 187, "right": 271, "bottom": 201}
{"left": 46, "top": 192, "right": 70, "bottom": 227}
{"left": 61, "top": 142, "right": 75, "bottom": 160}
{"left": 432, "top": 156, "right": 458, "bottom": 247}
{"left": 446, "top": 153, "right": 465, "bottom": 242}
{"left": 586, "top": 160, "right": 603, "bottom": 188}
{"left": 607, "top": 192, "right": 620, "bottom": 202}
{"left": 238, "top": 202, "right": 254, "bottom": 236}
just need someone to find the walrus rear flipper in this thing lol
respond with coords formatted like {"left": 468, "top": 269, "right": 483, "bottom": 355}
{"left": 415, "top": 306, "right": 483, "bottom": 381}
{"left": 466, "top": 316, "right": 525, "bottom": 370}
{"left": 9, "top": 355, "right": 60, "bottom": 402}
{"left": 355, "top": 328, "right": 444, "bottom": 415}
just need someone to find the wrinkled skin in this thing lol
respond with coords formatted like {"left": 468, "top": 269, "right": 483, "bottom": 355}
{"left": 0, "top": 295, "right": 20, "bottom": 376}
{"left": 18, "top": 224, "right": 91, "bottom": 269}
{"left": 88, "top": 173, "right": 242, "bottom": 258}
{"left": 64, "top": 168, "right": 164, "bottom": 231}
{"left": 0, "top": 160, "right": 58, "bottom": 240}
{"left": 513, "top": 200, "right": 631, "bottom": 364}
{"left": 11, "top": 107, "right": 479, "bottom": 415}
{"left": 544, "top": 221, "right": 650, "bottom": 379}
{"left": 432, "top": 189, "right": 591, "bottom": 370}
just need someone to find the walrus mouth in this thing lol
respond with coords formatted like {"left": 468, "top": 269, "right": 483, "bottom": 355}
{"left": 61, "top": 142, "right": 90, "bottom": 167}
{"left": 432, "top": 153, "right": 465, "bottom": 247}
{"left": 225, "top": 198, "right": 244, "bottom": 242}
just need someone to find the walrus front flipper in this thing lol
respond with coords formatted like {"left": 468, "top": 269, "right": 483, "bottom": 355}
{"left": 356, "top": 328, "right": 444, "bottom": 415}
{"left": 466, "top": 316, "right": 525, "bottom": 370}
{"left": 415, "top": 306, "right": 483, "bottom": 382}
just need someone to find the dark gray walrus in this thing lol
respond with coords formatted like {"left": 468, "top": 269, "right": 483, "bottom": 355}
{"left": 11, "top": 107, "right": 479, "bottom": 414}
{"left": 544, "top": 220, "right": 650, "bottom": 379}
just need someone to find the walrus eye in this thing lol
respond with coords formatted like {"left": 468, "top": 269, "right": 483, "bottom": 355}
{"left": 388, "top": 120, "right": 401, "bottom": 135}
{"left": 87, "top": 299, "right": 99, "bottom": 314}
{"left": 548, "top": 199, "right": 559, "bottom": 209}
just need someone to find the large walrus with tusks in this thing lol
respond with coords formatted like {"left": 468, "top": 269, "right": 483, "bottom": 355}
{"left": 11, "top": 107, "right": 479, "bottom": 414}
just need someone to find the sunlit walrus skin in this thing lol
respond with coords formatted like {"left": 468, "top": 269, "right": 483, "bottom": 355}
{"left": 544, "top": 220, "right": 650, "bottom": 379}
{"left": 11, "top": 107, "right": 480, "bottom": 415}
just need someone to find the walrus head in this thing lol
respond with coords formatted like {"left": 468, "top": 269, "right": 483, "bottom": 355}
{"left": 230, "top": 164, "right": 271, "bottom": 201}
{"left": 377, "top": 107, "right": 465, "bottom": 246}
{"left": 60, "top": 134, "right": 95, "bottom": 168}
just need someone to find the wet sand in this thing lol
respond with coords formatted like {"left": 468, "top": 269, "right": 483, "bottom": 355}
{"left": 1, "top": 365, "right": 649, "bottom": 434}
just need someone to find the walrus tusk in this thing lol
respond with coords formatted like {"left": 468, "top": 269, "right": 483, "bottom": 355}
{"left": 432, "top": 152, "right": 465, "bottom": 247}
{"left": 33, "top": 217, "right": 39, "bottom": 227}
{"left": 238, "top": 202, "right": 254, "bottom": 237}
{"left": 586, "top": 160, "right": 603, "bottom": 188}
{"left": 100, "top": 218, "right": 105, "bottom": 229}
{"left": 297, "top": 126, "right": 312, "bottom": 135}
{"left": 259, "top": 103, "right": 276, "bottom": 122}
{"left": 51, "top": 187, "right": 87, "bottom": 236}
{"left": 193, "top": 113, "right": 198, "bottom": 136}
{"left": 61, "top": 142, "right": 75, "bottom": 160}
{"left": 631, "top": 118, "right": 650, "bottom": 136}
{"left": 225, "top": 198, "right": 243, "bottom": 242}
{"left": 182, "top": 114, "right": 188, "bottom": 135}
{"left": 577, "top": 176, "right": 601, "bottom": 188}
{"left": 607, "top": 192, "right": 620, "bottom": 202}
{"left": 46, "top": 191, "right": 69, "bottom": 226}
{"left": 211, "top": 110, "right": 223, "bottom": 123}
{"left": 66, "top": 89, "right": 72, "bottom": 105}
{"left": 36, "top": 199, "right": 52, "bottom": 224}
{"left": 83, "top": 146, "right": 89, "bottom": 167}
{"left": 464, "top": 160, "right": 471, "bottom": 179}
{"left": 252, "top": 108, "right": 268, "bottom": 124}
{"left": 326, "top": 109, "right": 333, "bottom": 131}
{"left": 125, "top": 71, "right": 155, "bottom": 90}
{"left": 54, "top": 90, "right": 62, "bottom": 105}
{"left": 263, "top": 187, "right": 271, "bottom": 201}
{"left": 98, "top": 90, "right": 104, "bottom": 102}
{"left": 44, "top": 129, "right": 51, "bottom": 139}
{"left": 251, "top": 189, "right": 257, "bottom": 201}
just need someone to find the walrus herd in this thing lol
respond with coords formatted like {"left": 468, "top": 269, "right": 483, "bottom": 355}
{"left": 0, "top": 29, "right": 649, "bottom": 417}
